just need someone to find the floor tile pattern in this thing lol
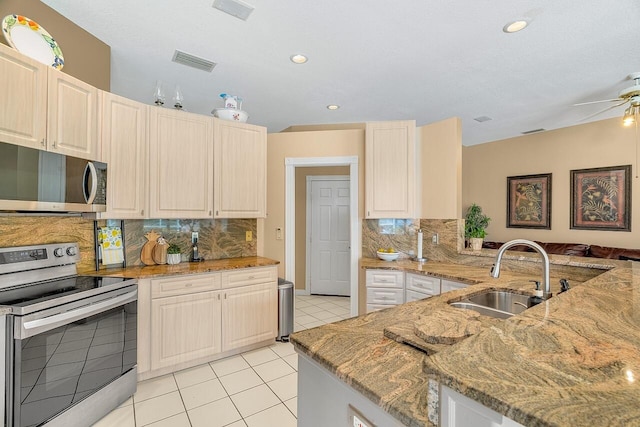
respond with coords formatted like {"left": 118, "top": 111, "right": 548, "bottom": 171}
{"left": 92, "top": 295, "right": 351, "bottom": 427}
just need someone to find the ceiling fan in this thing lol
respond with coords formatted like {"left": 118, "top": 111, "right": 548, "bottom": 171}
{"left": 574, "top": 72, "right": 640, "bottom": 126}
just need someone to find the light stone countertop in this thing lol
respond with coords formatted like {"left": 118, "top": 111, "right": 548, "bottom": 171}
{"left": 292, "top": 258, "right": 638, "bottom": 427}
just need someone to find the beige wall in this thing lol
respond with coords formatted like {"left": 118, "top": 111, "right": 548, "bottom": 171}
{"left": 462, "top": 117, "right": 639, "bottom": 248}
{"left": 419, "top": 117, "right": 462, "bottom": 219}
{"left": 0, "top": 0, "right": 110, "bottom": 90}
{"left": 294, "top": 166, "right": 350, "bottom": 290}
{"left": 262, "top": 129, "right": 365, "bottom": 282}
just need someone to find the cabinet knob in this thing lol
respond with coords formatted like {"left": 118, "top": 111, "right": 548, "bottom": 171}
{"left": 218, "top": 294, "right": 221, "bottom": 300}
{"left": 209, "top": 210, "right": 212, "bottom": 216}
{"left": 53, "top": 140, "right": 57, "bottom": 148}
{"left": 248, "top": 275, "right": 255, "bottom": 279}
{"left": 140, "top": 209, "right": 144, "bottom": 215}
{"left": 40, "top": 139, "right": 45, "bottom": 146}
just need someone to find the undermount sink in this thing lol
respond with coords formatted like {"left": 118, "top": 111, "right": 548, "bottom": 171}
{"left": 449, "top": 290, "right": 536, "bottom": 319}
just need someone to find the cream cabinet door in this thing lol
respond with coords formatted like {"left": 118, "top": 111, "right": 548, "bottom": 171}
{"left": 150, "top": 291, "right": 222, "bottom": 370}
{"left": 0, "top": 44, "right": 47, "bottom": 149}
{"left": 221, "top": 282, "right": 277, "bottom": 351}
{"left": 365, "top": 120, "right": 416, "bottom": 218}
{"left": 47, "top": 69, "right": 100, "bottom": 160}
{"left": 213, "top": 118, "right": 267, "bottom": 218}
{"left": 99, "top": 92, "right": 148, "bottom": 218}
{"left": 149, "top": 108, "right": 213, "bottom": 218}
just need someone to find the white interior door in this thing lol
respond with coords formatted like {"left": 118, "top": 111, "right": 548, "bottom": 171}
{"left": 309, "top": 177, "right": 351, "bottom": 296}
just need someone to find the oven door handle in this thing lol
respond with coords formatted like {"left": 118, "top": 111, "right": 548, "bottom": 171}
{"left": 19, "top": 290, "right": 137, "bottom": 338}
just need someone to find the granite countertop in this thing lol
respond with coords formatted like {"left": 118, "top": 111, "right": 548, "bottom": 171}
{"left": 291, "top": 259, "right": 638, "bottom": 427}
{"left": 78, "top": 256, "right": 279, "bottom": 278}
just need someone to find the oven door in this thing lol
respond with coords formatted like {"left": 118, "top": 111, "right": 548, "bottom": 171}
{"left": 7, "top": 286, "right": 137, "bottom": 427}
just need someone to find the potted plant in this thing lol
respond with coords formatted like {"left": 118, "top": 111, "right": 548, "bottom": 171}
{"left": 464, "top": 203, "right": 491, "bottom": 251}
{"left": 166, "top": 243, "right": 182, "bottom": 265}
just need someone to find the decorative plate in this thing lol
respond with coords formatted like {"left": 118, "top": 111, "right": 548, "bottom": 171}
{"left": 2, "top": 14, "right": 64, "bottom": 70}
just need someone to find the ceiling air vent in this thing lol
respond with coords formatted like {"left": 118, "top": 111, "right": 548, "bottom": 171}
{"left": 521, "top": 128, "right": 546, "bottom": 135}
{"left": 212, "top": 0, "right": 254, "bottom": 21}
{"left": 473, "top": 116, "right": 492, "bottom": 123}
{"left": 171, "top": 50, "right": 217, "bottom": 72}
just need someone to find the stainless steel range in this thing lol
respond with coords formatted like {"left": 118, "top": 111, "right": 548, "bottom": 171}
{"left": 0, "top": 243, "right": 137, "bottom": 427}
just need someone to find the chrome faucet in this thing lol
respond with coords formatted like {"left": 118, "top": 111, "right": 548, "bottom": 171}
{"left": 490, "top": 239, "right": 552, "bottom": 299}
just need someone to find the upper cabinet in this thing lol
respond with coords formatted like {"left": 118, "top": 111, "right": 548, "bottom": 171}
{"left": 213, "top": 119, "right": 267, "bottom": 218}
{"left": 0, "top": 44, "right": 100, "bottom": 161}
{"left": 99, "top": 92, "right": 148, "bottom": 219}
{"left": 47, "top": 69, "right": 100, "bottom": 160}
{"left": 0, "top": 44, "right": 47, "bottom": 149}
{"left": 149, "top": 108, "right": 213, "bottom": 218}
{"left": 365, "top": 120, "right": 416, "bottom": 218}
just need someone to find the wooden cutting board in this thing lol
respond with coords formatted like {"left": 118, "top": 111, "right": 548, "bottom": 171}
{"left": 141, "top": 230, "right": 161, "bottom": 265}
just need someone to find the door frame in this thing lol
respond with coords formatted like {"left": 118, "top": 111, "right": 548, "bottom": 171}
{"left": 305, "top": 175, "right": 351, "bottom": 296}
{"left": 284, "top": 156, "right": 359, "bottom": 317}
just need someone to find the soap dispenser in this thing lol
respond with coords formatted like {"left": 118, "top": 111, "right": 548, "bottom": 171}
{"left": 191, "top": 237, "right": 200, "bottom": 262}
{"left": 530, "top": 280, "right": 543, "bottom": 306}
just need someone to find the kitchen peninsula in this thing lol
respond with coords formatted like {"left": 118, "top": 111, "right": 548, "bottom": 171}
{"left": 291, "top": 259, "right": 640, "bottom": 427}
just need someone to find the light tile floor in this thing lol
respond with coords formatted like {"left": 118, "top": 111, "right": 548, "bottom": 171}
{"left": 92, "top": 295, "right": 351, "bottom": 427}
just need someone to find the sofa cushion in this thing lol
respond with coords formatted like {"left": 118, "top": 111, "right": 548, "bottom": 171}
{"left": 534, "top": 242, "right": 590, "bottom": 257}
{"left": 481, "top": 241, "right": 533, "bottom": 252}
{"left": 589, "top": 245, "right": 640, "bottom": 260}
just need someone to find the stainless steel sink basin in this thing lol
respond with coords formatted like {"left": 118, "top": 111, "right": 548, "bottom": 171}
{"left": 449, "top": 290, "right": 535, "bottom": 319}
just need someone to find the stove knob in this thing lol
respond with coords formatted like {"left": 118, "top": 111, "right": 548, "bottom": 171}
{"left": 66, "top": 246, "right": 77, "bottom": 256}
{"left": 53, "top": 248, "right": 65, "bottom": 257}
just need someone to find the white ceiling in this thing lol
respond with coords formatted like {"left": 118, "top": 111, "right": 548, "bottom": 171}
{"left": 42, "top": 0, "right": 640, "bottom": 146}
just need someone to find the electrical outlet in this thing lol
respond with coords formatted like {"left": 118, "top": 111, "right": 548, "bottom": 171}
{"left": 245, "top": 231, "right": 252, "bottom": 241}
{"left": 276, "top": 227, "right": 283, "bottom": 240}
{"left": 191, "top": 232, "right": 198, "bottom": 243}
{"left": 432, "top": 233, "right": 439, "bottom": 244}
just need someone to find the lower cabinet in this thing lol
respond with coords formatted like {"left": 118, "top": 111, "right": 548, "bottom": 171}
{"left": 138, "top": 266, "right": 277, "bottom": 379}
{"left": 441, "top": 279, "right": 469, "bottom": 293}
{"left": 151, "top": 291, "right": 222, "bottom": 370}
{"left": 221, "top": 282, "right": 278, "bottom": 351}
{"left": 440, "top": 385, "right": 525, "bottom": 427}
{"left": 365, "top": 269, "right": 470, "bottom": 312}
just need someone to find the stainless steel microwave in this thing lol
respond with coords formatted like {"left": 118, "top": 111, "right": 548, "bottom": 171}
{"left": 0, "top": 142, "right": 107, "bottom": 212}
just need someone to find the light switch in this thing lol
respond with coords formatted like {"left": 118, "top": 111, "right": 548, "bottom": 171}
{"left": 276, "top": 227, "right": 283, "bottom": 240}
{"left": 348, "top": 405, "right": 375, "bottom": 427}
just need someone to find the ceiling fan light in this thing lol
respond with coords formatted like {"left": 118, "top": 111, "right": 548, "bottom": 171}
{"left": 623, "top": 107, "right": 636, "bottom": 127}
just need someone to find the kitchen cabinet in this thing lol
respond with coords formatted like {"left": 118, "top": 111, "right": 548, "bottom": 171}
{"left": 151, "top": 291, "right": 222, "bottom": 371}
{"left": 440, "top": 385, "right": 525, "bottom": 427}
{"left": 0, "top": 44, "right": 100, "bottom": 160}
{"left": 148, "top": 107, "right": 213, "bottom": 218}
{"left": 47, "top": 68, "right": 100, "bottom": 160}
{"left": 148, "top": 274, "right": 222, "bottom": 371}
{"left": 138, "top": 266, "right": 277, "bottom": 379}
{"left": 365, "top": 120, "right": 416, "bottom": 218}
{"left": 213, "top": 118, "right": 267, "bottom": 218}
{"left": 365, "top": 269, "right": 404, "bottom": 313}
{"left": 98, "top": 92, "right": 148, "bottom": 218}
{"left": 441, "top": 279, "right": 469, "bottom": 293}
{"left": 220, "top": 267, "right": 278, "bottom": 350}
{"left": 0, "top": 44, "right": 47, "bottom": 150}
{"left": 405, "top": 273, "right": 440, "bottom": 302}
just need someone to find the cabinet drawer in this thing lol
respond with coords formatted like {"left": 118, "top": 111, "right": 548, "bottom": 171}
{"left": 406, "top": 273, "right": 440, "bottom": 295}
{"left": 365, "top": 270, "right": 404, "bottom": 289}
{"left": 366, "top": 287, "right": 404, "bottom": 305}
{"left": 151, "top": 273, "right": 221, "bottom": 298}
{"left": 406, "top": 289, "right": 434, "bottom": 303}
{"left": 441, "top": 279, "right": 469, "bottom": 293}
{"left": 366, "top": 304, "right": 393, "bottom": 313}
{"left": 221, "top": 266, "right": 277, "bottom": 288}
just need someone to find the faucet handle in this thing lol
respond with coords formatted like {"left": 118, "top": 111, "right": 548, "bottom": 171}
{"left": 529, "top": 280, "right": 541, "bottom": 289}
{"left": 559, "top": 279, "right": 570, "bottom": 293}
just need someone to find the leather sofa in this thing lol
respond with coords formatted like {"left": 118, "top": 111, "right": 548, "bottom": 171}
{"left": 481, "top": 241, "right": 640, "bottom": 261}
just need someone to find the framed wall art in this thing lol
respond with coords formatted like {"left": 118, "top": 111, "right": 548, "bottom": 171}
{"left": 507, "top": 173, "right": 552, "bottom": 229}
{"left": 570, "top": 165, "right": 631, "bottom": 231}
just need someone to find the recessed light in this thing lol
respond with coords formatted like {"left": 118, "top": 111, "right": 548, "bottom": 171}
{"left": 326, "top": 105, "right": 340, "bottom": 110}
{"left": 290, "top": 54, "right": 308, "bottom": 64}
{"left": 503, "top": 20, "right": 529, "bottom": 33}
